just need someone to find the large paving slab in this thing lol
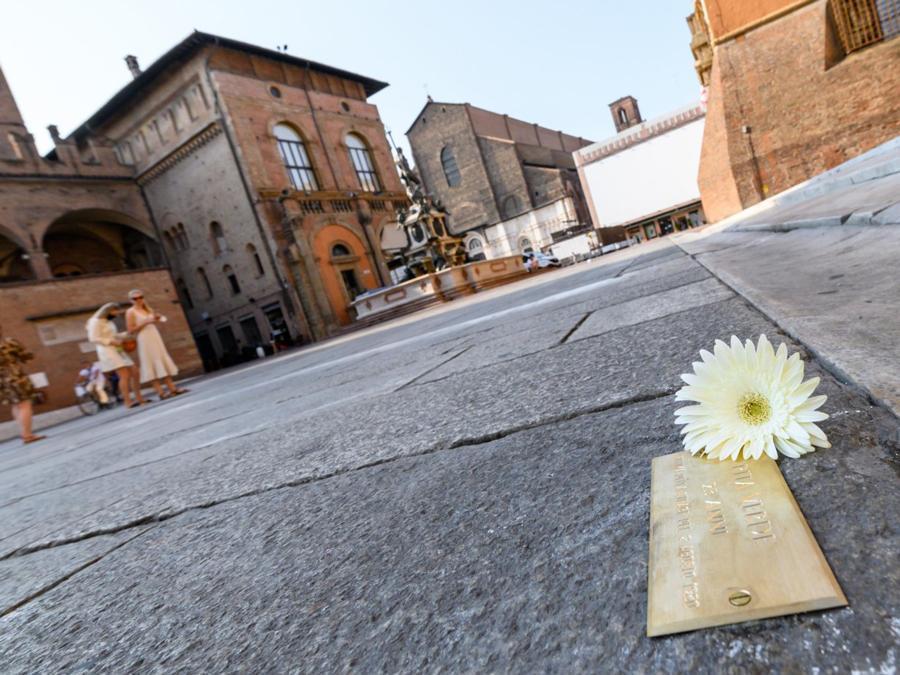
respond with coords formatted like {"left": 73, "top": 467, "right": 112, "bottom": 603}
{"left": 0, "top": 526, "right": 152, "bottom": 616}
{"left": 0, "top": 297, "right": 786, "bottom": 557}
{"left": 729, "top": 171, "right": 900, "bottom": 229}
{"left": 567, "top": 277, "right": 734, "bottom": 343}
{"left": 0, "top": 238, "right": 896, "bottom": 672}
{"left": 678, "top": 226, "right": 900, "bottom": 414}
{"left": 1, "top": 380, "right": 896, "bottom": 672}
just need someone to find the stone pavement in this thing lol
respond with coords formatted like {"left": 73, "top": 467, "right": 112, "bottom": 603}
{"left": 675, "top": 137, "right": 900, "bottom": 415}
{"left": 0, "top": 237, "right": 897, "bottom": 672}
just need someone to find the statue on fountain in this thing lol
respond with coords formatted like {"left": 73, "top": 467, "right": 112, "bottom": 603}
{"left": 389, "top": 148, "right": 467, "bottom": 276}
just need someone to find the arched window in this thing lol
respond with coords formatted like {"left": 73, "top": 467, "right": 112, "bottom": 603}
{"left": 163, "top": 231, "right": 175, "bottom": 251}
{"left": 176, "top": 278, "right": 193, "bottom": 309}
{"left": 332, "top": 243, "right": 352, "bottom": 257}
{"left": 197, "top": 267, "right": 213, "bottom": 299}
{"left": 210, "top": 221, "right": 227, "bottom": 256}
{"left": 247, "top": 243, "right": 265, "bottom": 277}
{"left": 618, "top": 108, "right": 628, "bottom": 125}
{"left": 467, "top": 236, "right": 486, "bottom": 262}
{"left": 177, "top": 223, "right": 189, "bottom": 249}
{"left": 274, "top": 124, "right": 318, "bottom": 191}
{"left": 519, "top": 237, "right": 533, "bottom": 253}
{"left": 502, "top": 195, "right": 521, "bottom": 219}
{"left": 223, "top": 264, "right": 241, "bottom": 295}
{"left": 440, "top": 146, "right": 460, "bottom": 187}
{"left": 345, "top": 133, "right": 381, "bottom": 192}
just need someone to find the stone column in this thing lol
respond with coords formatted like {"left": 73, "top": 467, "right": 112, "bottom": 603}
{"left": 27, "top": 249, "right": 52, "bottom": 280}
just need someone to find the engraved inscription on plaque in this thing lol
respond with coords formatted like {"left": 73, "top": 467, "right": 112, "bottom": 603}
{"left": 647, "top": 452, "right": 846, "bottom": 636}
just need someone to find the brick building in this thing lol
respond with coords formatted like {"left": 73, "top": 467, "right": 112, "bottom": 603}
{"left": 575, "top": 99, "right": 706, "bottom": 243}
{"left": 688, "top": 0, "right": 900, "bottom": 221}
{"left": 65, "top": 32, "right": 407, "bottom": 369}
{"left": 406, "top": 101, "right": 595, "bottom": 260}
{"left": 0, "top": 67, "right": 202, "bottom": 418}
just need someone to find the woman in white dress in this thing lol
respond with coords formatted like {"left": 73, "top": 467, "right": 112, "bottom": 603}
{"left": 86, "top": 303, "right": 146, "bottom": 408}
{"left": 126, "top": 289, "right": 186, "bottom": 400}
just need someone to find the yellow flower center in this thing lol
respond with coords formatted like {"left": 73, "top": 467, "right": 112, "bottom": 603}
{"left": 738, "top": 392, "right": 771, "bottom": 425}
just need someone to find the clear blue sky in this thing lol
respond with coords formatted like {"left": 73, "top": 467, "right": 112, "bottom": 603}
{"left": 0, "top": 0, "right": 701, "bottom": 157}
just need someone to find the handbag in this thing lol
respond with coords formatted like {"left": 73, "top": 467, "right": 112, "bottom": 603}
{"left": 122, "top": 338, "right": 138, "bottom": 353}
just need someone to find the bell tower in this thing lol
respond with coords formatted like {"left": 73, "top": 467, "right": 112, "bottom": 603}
{"left": 609, "top": 96, "right": 643, "bottom": 133}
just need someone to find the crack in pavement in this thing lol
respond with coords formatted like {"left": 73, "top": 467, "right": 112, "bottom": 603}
{"left": 0, "top": 525, "right": 157, "bottom": 618}
{"left": 0, "top": 497, "right": 127, "bottom": 547}
{"left": 405, "top": 295, "right": 737, "bottom": 392}
{"left": 0, "top": 429, "right": 263, "bottom": 509}
{"left": 394, "top": 346, "right": 474, "bottom": 391}
{"left": 0, "top": 386, "right": 678, "bottom": 562}
{"left": 558, "top": 312, "right": 591, "bottom": 345}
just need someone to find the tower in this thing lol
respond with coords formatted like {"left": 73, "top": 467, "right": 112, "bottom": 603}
{"left": 0, "top": 65, "right": 29, "bottom": 160}
{"left": 609, "top": 96, "right": 643, "bottom": 132}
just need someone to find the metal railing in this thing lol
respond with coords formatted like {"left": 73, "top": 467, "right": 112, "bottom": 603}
{"left": 831, "top": 0, "right": 899, "bottom": 53}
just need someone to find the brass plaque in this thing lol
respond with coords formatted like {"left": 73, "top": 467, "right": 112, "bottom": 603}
{"left": 647, "top": 451, "right": 846, "bottom": 636}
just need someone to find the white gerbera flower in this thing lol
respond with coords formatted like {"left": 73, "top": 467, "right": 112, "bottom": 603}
{"left": 674, "top": 335, "right": 830, "bottom": 461}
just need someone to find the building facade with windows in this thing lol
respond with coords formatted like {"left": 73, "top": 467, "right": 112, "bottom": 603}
{"left": 63, "top": 32, "right": 407, "bottom": 368}
{"left": 688, "top": 0, "right": 900, "bottom": 222}
{"left": 406, "top": 101, "right": 597, "bottom": 260}
{"left": 574, "top": 99, "right": 706, "bottom": 243}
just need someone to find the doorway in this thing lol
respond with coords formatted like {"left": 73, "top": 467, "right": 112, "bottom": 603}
{"left": 312, "top": 224, "right": 378, "bottom": 327}
{"left": 239, "top": 316, "right": 263, "bottom": 348}
{"left": 340, "top": 268, "right": 363, "bottom": 300}
{"left": 194, "top": 332, "right": 218, "bottom": 371}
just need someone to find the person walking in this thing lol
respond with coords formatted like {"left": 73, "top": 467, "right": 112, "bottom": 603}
{"left": 0, "top": 327, "right": 45, "bottom": 444}
{"left": 125, "top": 290, "right": 186, "bottom": 399}
{"left": 86, "top": 303, "right": 146, "bottom": 409}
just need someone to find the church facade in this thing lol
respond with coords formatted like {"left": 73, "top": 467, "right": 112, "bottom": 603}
{"left": 406, "top": 101, "right": 596, "bottom": 260}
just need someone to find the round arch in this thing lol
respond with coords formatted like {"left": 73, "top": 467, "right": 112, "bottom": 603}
{"left": 340, "top": 128, "right": 382, "bottom": 193}
{"left": 41, "top": 209, "right": 163, "bottom": 278}
{"left": 36, "top": 208, "right": 157, "bottom": 244}
{"left": 0, "top": 226, "right": 34, "bottom": 283}
{"left": 270, "top": 119, "right": 312, "bottom": 142}
{"left": 519, "top": 237, "right": 534, "bottom": 254}
{"left": 464, "top": 232, "right": 487, "bottom": 262}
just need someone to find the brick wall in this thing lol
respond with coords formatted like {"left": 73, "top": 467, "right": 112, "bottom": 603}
{"left": 213, "top": 67, "right": 401, "bottom": 196}
{"left": 478, "top": 138, "right": 529, "bottom": 217}
{"left": 699, "top": 1, "right": 900, "bottom": 221}
{"left": 140, "top": 129, "right": 293, "bottom": 354}
{"left": 408, "top": 102, "right": 594, "bottom": 235}
{"left": 408, "top": 104, "right": 499, "bottom": 234}
{"left": 214, "top": 66, "right": 403, "bottom": 334}
{"left": 0, "top": 269, "right": 202, "bottom": 421}
{"left": 703, "top": 0, "right": 798, "bottom": 38}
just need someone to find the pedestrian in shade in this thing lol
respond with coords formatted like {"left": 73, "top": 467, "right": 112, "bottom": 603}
{"left": 0, "top": 327, "right": 45, "bottom": 443}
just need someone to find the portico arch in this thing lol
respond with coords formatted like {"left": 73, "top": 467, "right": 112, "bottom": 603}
{"left": 42, "top": 209, "right": 163, "bottom": 278}
{"left": 0, "top": 225, "right": 34, "bottom": 282}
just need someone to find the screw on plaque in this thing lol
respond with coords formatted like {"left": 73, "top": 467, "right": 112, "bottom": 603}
{"left": 728, "top": 590, "right": 753, "bottom": 607}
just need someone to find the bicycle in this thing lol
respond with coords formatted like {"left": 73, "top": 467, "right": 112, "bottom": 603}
{"left": 74, "top": 385, "right": 102, "bottom": 416}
